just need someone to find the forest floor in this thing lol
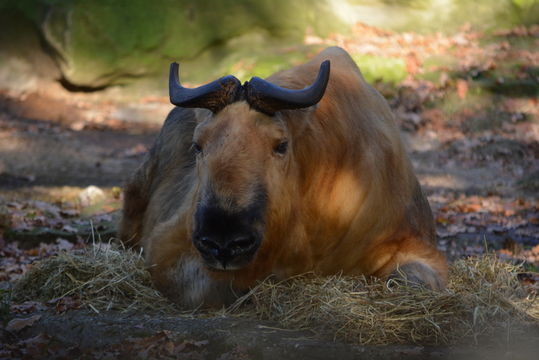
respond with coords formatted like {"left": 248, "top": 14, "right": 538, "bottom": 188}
{"left": 0, "top": 24, "right": 538, "bottom": 359}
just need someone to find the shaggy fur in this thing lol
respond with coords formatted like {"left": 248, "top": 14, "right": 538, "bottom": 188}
{"left": 119, "top": 47, "right": 447, "bottom": 308}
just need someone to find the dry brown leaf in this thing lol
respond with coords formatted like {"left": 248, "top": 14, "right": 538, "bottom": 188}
{"left": 6, "top": 314, "right": 42, "bottom": 332}
{"left": 456, "top": 79, "right": 468, "bottom": 99}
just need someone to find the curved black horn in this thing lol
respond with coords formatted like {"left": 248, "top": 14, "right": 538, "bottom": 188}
{"left": 245, "top": 60, "right": 330, "bottom": 115}
{"left": 169, "top": 62, "right": 242, "bottom": 113}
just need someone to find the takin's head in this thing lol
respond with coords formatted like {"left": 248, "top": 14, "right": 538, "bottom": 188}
{"left": 168, "top": 61, "right": 330, "bottom": 271}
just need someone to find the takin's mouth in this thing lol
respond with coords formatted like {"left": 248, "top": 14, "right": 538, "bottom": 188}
{"left": 203, "top": 262, "right": 246, "bottom": 272}
{"left": 198, "top": 246, "right": 259, "bottom": 272}
{"left": 193, "top": 232, "right": 262, "bottom": 272}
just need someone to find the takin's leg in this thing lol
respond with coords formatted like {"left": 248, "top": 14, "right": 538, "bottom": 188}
{"left": 373, "top": 237, "right": 448, "bottom": 290}
{"left": 118, "top": 157, "right": 155, "bottom": 248}
{"left": 155, "top": 255, "right": 240, "bottom": 309}
{"left": 138, "top": 209, "right": 241, "bottom": 309}
{"left": 118, "top": 172, "right": 147, "bottom": 247}
{"left": 144, "top": 217, "right": 240, "bottom": 309}
{"left": 119, "top": 107, "right": 197, "bottom": 248}
{"left": 387, "top": 262, "right": 445, "bottom": 290}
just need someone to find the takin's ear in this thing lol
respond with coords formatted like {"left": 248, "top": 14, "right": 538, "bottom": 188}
{"left": 277, "top": 102, "right": 319, "bottom": 135}
{"left": 193, "top": 108, "right": 213, "bottom": 123}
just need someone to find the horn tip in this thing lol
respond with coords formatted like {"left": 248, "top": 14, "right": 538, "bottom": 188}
{"left": 321, "top": 60, "right": 330, "bottom": 72}
{"left": 169, "top": 62, "right": 180, "bottom": 85}
{"left": 169, "top": 62, "right": 180, "bottom": 77}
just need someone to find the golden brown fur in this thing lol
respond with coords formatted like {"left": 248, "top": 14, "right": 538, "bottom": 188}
{"left": 119, "top": 47, "right": 447, "bottom": 308}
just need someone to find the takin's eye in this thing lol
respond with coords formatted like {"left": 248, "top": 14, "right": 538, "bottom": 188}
{"left": 273, "top": 140, "right": 288, "bottom": 155}
{"left": 191, "top": 142, "right": 203, "bottom": 155}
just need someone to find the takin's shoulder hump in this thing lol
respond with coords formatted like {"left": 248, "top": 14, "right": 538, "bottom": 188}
{"left": 310, "top": 46, "right": 359, "bottom": 73}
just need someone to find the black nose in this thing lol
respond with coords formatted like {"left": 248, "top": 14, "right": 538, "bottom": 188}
{"left": 194, "top": 233, "right": 259, "bottom": 269}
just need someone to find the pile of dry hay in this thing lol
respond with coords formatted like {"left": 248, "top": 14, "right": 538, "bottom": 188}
{"left": 13, "top": 244, "right": 175, "bottom": 313}
{"left": 13, "top": 244, "right": 538, "bottom": 345}
{"left": 229, "top": 258, "right": 538, "bottom": 345}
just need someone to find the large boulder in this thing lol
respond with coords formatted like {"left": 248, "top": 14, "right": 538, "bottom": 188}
{"left": 0, "top": 0, "right": 537, "bottom": 90}
{"left": 0, "top": 6, "right": 60, "bottom": 93}
{"left": 2, "top": 0, "right": 344, "bottom": 89}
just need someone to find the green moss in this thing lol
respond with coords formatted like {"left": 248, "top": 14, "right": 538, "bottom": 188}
{"left": 474, "top": 63, "right": 539, "bottom": 98}
{"left": 351, "top": 54, "right": 407, "bottom": 84}
{"left": 429, "top": 84, "right": 532, "bottom": 133}
{"left": 6, "top": 0, "right": 346, "bottom": 87}
{"left": 2, "top": 0, "right": 538, "bottom": 88}
{"left": 438, "top": 87, "right": 488, "bottom": 112}
{"left": 417, "top": 55, "right": 458, "bottom": 82}
{"left": 176, "top": 32, "right": 317, "bottom": 84}
{"left": 346, "top": 0, "right": 539, "bottom": 33}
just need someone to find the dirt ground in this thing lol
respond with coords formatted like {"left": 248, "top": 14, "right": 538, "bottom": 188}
{"left": 1, "top": 24, "right": 538, "bottom": 359}
{"left": 2, "top": 310, "right": 538, "bottom": 360}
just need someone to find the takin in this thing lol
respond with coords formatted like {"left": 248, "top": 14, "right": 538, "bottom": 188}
{"left": 119, "top": 47, "right": 448, "bottom": 308}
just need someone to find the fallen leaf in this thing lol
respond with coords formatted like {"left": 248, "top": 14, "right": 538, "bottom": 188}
{"left": 56, "top": 238, "right": 74, "bottom": 251}
{"left": 31, "top": 201, "right": 61, "bottom": 218}
{"left": 122, "top": 144, "right": 148, "bottom": 158}
{"left": 6, "top": 314, "right": 42, "bottom": 332}
{"left": 49, "top": 296, "right": 81, "bottom": 313}
{"left": 7, "top": 202, "right": 24, "bottom": 210}
{"left": 456, "top": 79, "right": 468, "bottom": 99}
{"left": 10, "top": 301, "right": 48, "bottom": 314}
{"left": 517, "top": 272, "right": 539, "bottom": 287}
{"left": 193, "top": 340, "right": 209, "bottom": 347}
{"left": 61, "top": 225, "right": 78, "bottom": 233}
{"left": 164, "top": 341, "right": 175, "bottom": 355}
{"left": 60, "top": 209, "right": 80, "bottom": 218}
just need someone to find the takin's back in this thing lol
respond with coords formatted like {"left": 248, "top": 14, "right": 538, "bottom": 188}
{"left": 264, "top": 47, "right": 445, "bottom": 286}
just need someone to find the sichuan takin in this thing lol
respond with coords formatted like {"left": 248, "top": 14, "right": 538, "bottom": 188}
{"left": 119, "top": 47, "right": 447, "bottom": 308}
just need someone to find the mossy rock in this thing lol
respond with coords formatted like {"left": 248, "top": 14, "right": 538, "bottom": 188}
{"left": 0, "top": 6, "right": 60, "bottom": 92}
{"left": 1, "top": 0, "right": 538, "bottom": 89}
{"left": 179, "top": 32, "right": 320, "bottom": 84}
{"left": 2, "top": 0, "right": 345, "bottom": 88}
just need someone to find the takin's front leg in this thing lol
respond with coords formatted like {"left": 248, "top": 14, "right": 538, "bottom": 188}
{"left": 119, "top": 155, "right": 157, "bottom": 248}
{"left": 155, "top": 255, "right": 239, "bottom": 309}
{"left": 145, "top": 217, "right": 241, "bottom": 309}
